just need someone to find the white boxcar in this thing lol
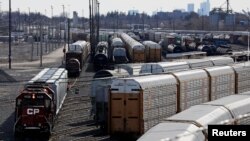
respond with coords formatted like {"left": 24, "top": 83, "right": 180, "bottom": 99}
{"left": 142, "top": 41, "right": 162, "bottom": 62}
{"left": 187, "top": 59, "right": 214, "bottom": 69}
{"left": 204, "top": 66, "right": 235, "bottom": 100}
{"left": 113, "top": 48, "right": 128, "bottom": 64}
{"left": 109, "top": 74, "right": 177, "bottom": 134}
{"left": 166, "top": 104, "right": 233, "bottom": 134}
{"left": 115, "top": 63, "right": 145, "bottom": 75}
{"left": 204, "top": 94, "right": 250, "bottom": 125}
{"left": 232, "top": 64, "right": 250, "bottom": 93}
{"left": 140, "top": 62, "right": 190, "bottom": 74}
{"left": 110, "top": 37, "right": 125, "bottom": 61}
{"left": 209, "top": 56, "right": 234, "bottom": 66}
{"left": 91, "top": 69, "right": 129, "bottom": 128}
{"left": 28, "top": 68, "right": 68, "bottom": 114}
{"left": 120, "top": 33, "right": 145, "bottom": 62}
{"left": 137, "top": 122, "right": 205, "bottom": 141}
{"left": 172, "top": 69, "right": 209, "bottom": 112}
{"left": 68, "top": 40, "right": 87, "bottom": 52}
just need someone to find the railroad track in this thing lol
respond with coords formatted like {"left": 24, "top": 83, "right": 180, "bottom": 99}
{"left": 48, "top": 61, "right": 115, "bottom": 141}
{"left": 0, "top": 98, "right": 15, "bottom": 106}
{"left": 55, "top": 114, "right": 91, "bottom": 128}
{"left": 50, "top": 120, "right": 98, "bottom": 140}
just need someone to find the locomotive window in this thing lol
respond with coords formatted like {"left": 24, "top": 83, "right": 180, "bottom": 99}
{"left": 21, "top": 98, "right": 44, "bottom": 106}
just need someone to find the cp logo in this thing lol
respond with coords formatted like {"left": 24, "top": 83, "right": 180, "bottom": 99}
{"left": 27, "top": 108, "right": 40, "bottom": 115}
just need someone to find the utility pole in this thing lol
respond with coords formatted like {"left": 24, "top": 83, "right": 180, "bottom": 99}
{"left": 156, "top": 11, "right": 159, "bottom": 28}
{"left": 89, "top": 0, "right": 92, "bottom": 59}
{"left": 226, "top": 0, "right": 229, "bottom": 14}
{"left": 9, "top": 0, "right": 12, "bottom": 69}
{"left": 142, "top": 12, "right": 145, "bottom": 32}
{"left": 39, "top": 12, "right": 43, "bottom": 67}
{"left": 18, "top": 8, "right": 20, "bottom": 31}
{"left": 248, "top": 30, "right": 249, "bottom": 63}
{"left": 51, "top": 5, "right": 54, "bottom": 50}
{"left": 45, "top": 9, "right": 48, "bottom": 53}
{"left": 68, "top": 18, "right": 70, "bottom": 48}
{"left": 97, "top": 2, "right": 100, "bottom": 43}
{"left": 202, "top": 8, "right": 204, "bottom": 30}
{"left": 28, "top": 7, "right": 30, "bottom": 34}
{"left": 82, "top": 9, "right": 85, "bottom": 30}
{"left": 28, "top": 7, "right": 34, "bottom": 61}
{"left": 116, "top": 10, "right": 118, "bottom": 32}
{"left": 62, "top": 4, "right": 66, "bottom": 64}
{"left": 0, "top": 2, "right": 2, "bottom": 15}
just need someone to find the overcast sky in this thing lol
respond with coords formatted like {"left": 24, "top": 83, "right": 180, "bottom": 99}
{"left": 0, "top": 0, "right": 249, "bottom": 17}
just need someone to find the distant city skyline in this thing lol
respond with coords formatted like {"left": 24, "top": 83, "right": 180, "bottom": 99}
{"left": 187, "top": 3, "right": 195, "bottom": 13}
{"left": 0, "top": 0, "right": 249, "bottom": 17}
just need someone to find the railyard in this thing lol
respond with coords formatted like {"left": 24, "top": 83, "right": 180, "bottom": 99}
{"left": 0, "top": 45, "right": 107, "bottom": 141}
{"left": 0, "top": 36, "right": 250, "bottom": 141}
{"left": 2, "top": 0, "right": 250, "bottom": 141}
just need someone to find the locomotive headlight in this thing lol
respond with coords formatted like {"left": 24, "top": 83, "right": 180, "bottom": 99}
{"left": 32, "top": 94, "right": 35, "bottom": 99}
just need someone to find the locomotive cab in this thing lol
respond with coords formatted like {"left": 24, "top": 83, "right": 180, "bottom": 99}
{"left": 14, "top": 86, "right": 54, "bottom": 135}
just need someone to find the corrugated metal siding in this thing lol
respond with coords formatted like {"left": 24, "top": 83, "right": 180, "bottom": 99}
{"left": 173, "top": 69, "right": 209, "bottom": 111}
{"left": 210, "top": 57, "right": 234, "bottom": 66}
{"left": 204, "top": 66, "right": 235, "bottom": 100}
{"left": 137, "top": 122, "right": 205, "bottom": 141}
{"left": 143, "top": 84, "right": 177, "bottom": 131}
{"left": 204, "top": 94, "right": 250, "bottom": 125}
{"left": 233, "top": 65, "right": 250, "bottom": 93}
{"left": 167, "top": 105, "right": 233, "bottom": 127}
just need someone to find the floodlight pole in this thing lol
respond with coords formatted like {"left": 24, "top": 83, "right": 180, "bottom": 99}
{"left": 9, "top": 0, "right": 12, "bottom": 69}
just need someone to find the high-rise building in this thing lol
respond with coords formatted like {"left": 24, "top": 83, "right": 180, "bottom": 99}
{"left": 73, "top": 11, "right": 79, "bottom": 27}
{"left": 198, "top": 0, "right": 210, "bottom": 16}
{"left": 187, "top": 3, "right": 194, "bottom": 13}
{"left": 206, "top": 0, "right": 210, "bottom": 15}
{"left": 128, "top": 10, "right": 139, "bottom": 15}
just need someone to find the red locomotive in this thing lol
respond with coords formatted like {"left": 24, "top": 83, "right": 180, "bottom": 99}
{"left": 14, "top": 68, "right": 68, "bottom": 136}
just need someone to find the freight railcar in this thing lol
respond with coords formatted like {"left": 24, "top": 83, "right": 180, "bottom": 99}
{"left": 110, "top": 38, "right": 128, "bottom": 64}
{"left": 108, "top": 64, "right": 249, "bottom": 135}
{"left": 142, "top": 41, "right": 162, "bottom": 62}
{"left": 197, "top": 45, "right": 213, "bottom": 56}
{"left": 115, "top": 63, "right": 146, "bottom": 75}
{"left": 167, "top": 44, "right": 182, "bottom": 53}
{"left": 138, "top": 92, "right": 250, "bottom": 141}
{"left": 140, "top": 62, "right": 190, "bottom": 74}
{"left": 94, "top": 41, "right": 109, "bottom": 70}
{"left": 186, "top": 59, "right": 214, "bottom": 69}
{"left": 120, "top": 33, "right": 145, "bottom": 63}
{"left": 91, "top": 69, "right": 129, "bottom": 129}
{"left": 66, "top": 40, "right": 90, "bottom": 77}
{"left": 109, "top": 74, "right": 178, "bottom": 134}
{"left": 14, "top": 68, "right": 68, "bottom": 136}
{"left": 108, "top": 69, "right": 210, "bottom": 134}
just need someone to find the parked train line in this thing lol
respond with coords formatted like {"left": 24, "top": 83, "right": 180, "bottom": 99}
{"left": 89, "top": 60, "right": 250, "bottom": 136}
{"left": 137, "top": 92, "right": 250, "bottom": 141}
